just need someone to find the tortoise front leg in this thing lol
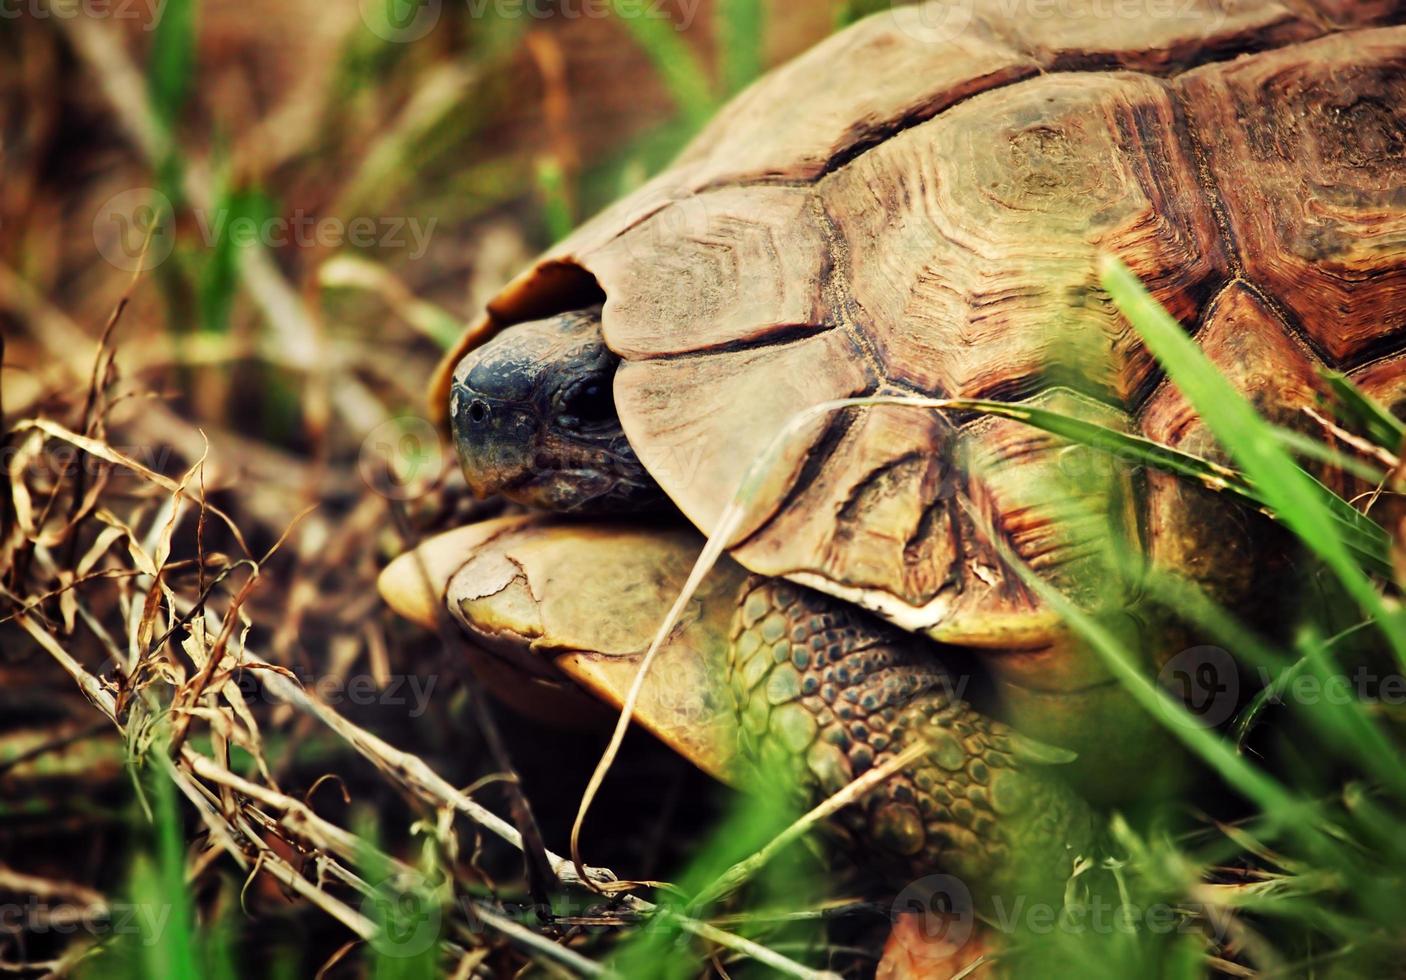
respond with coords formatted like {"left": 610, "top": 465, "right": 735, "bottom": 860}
{"left": 726, "top": 578, "right": 1099, "bottom": 903}
{"left": 380, "top": 521, "right": 1101, "bottom": 972}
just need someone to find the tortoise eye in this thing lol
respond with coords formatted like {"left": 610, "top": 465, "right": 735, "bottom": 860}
{"left": 562, "top": 381, "right": 615, "bottom": 425}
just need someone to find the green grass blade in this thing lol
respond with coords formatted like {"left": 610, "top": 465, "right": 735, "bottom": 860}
{"left": 984, "top": 517, "right": 1310, "bottom": 832}
{"left": 114, "top": 755, "right": 199, "bottom": 980}
{"left": 146, "top": 0, "right": 195, "bottom": 198}
{"left": 199, "top": 186, "right": 273, "bottom": 335}
{"left": 610, "top": 1, "right": 716, "bottom": 131}
{"left": 987, "top": 545, "right": 1371, "bottom": 898}
{"left": 957, "top": 397, "right": 1258, "bottom": 494}
{"left": 834, "top": 0, "right": 888, "bottom": 28}
{"left": 1232, "top": 654, "right": 1309, "bottom": 748}
{"left": 534, "top": 157, "right": 575, "bottom": 242}
{"left": 201, "top": 886, "right": 243, "bottom": 980}
{"left": 353, "top": 809, "right": 443, "bottom": 980}
{"left": 1321, "top": 369, "right": 1405, "bottom": 453}
{"left": 1272, "top": 425, "right": 1389, "bottom": 485}
{"left": 1133, "top": 561, "right": 1406, "bottom": 807}
{"left": 1295, "top": 625, "right": 1406, "bottom": 795}
{"left": 611, "top": 784, "right": 811, "bottom": 979}
{"left": 715, "top": 0, "right": 764, "bottom": 96}
{"left": 153, "top": 761, "right": 197, "bottom": 979}
{"left": 1100, "top": 256, "right": 1406, "bottom": 664}
{"left": 147, "top": 0, "right": 196, "bottom": 137}
{"left": 953, "top": 397, "right": 1394, "bottom": 577}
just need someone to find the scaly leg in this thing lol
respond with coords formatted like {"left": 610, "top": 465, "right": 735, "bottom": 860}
{"left": 727, "top": 577, "right": 1099, "bottom": 906}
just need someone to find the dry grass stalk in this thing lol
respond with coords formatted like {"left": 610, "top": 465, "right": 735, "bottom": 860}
{"left": 3, "top": 353, "right": 837, "bottom": 977}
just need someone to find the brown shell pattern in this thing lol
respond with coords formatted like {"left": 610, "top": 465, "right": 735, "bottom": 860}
{"left": 441, "top": 2, "right": 1406, "bottom": 644}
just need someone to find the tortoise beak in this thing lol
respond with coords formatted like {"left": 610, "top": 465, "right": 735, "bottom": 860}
{"left": 446, "top": 310, "right": 670, "bottom": 514}
{"left": 449, "top": 381, "right": 541, "bottom": 500}
{"left": 447, "top": 314, "right": 566, "bottom": 501}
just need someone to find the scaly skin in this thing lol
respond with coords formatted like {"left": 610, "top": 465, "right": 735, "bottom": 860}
{"left": 727, "top": 577, "right": 1098, "bottom": 899}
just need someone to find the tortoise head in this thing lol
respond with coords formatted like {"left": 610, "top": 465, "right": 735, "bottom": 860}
{"left": 449, "top": 306, "right": 668, "bottom": 513}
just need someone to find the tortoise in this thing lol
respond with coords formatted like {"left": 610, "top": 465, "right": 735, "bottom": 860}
{"left": 380, "top": 0, "right": 1406, "bottom": 967}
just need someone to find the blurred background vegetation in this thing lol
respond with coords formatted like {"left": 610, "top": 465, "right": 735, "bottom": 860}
{"left": 2, "top": 0, "right": 884, "bottom": 440}
{"left": 6, "top": 2, "right": 1406, "bottom": 978}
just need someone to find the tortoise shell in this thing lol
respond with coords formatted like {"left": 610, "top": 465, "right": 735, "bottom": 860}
{"left": 434, "top": 2, "right": 1406, "bottom": 648}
